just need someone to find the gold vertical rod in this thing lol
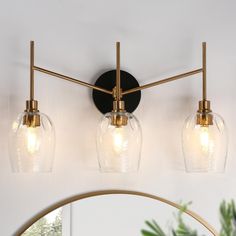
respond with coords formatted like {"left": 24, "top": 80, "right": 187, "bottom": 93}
{"left": 116, "top": 42, "right": 121, "bottom": 101}
{"left": 30, "top": 41, "right": 35, "bottom": 100}
{"left": 202, "top": 42, "right": 207, "bottom": 100}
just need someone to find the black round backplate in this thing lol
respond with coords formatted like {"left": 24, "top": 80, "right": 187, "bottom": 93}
{"left": 92, "top": 70, "right": 141, "bottom": 114}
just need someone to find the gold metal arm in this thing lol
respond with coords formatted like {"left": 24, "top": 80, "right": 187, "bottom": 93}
{"left": 122, "top": 68, "right": 203, "bottom": 95}
{"left": 196, "top": 42, "right": 212, "bottom": 125}
{"left": 116, "top": 42, "right": 121, "bottom": 101}
{"left": 202, "top": 42, "right": 207, "bottom": 100}
{"left": 30, "top": 41, "right": 35, "bottom": 100}
{"left": 33, "top": 66, "right": 112, "bottom": 95}
{"left": 122, "top": 42, "right": 207, "bottom": 100}
{"left": 30, "top": 41, "right": 112, "bottom": 95}
{"left": 111, "top": 42, "right": 127, "bottom": 126}
{"left": 30, "top": 41, "right": 208, "bottom": 107}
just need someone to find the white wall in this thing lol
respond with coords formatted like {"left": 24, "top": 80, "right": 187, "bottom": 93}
{"left": 0, "top": 0, "right": 235, "bottom": 235}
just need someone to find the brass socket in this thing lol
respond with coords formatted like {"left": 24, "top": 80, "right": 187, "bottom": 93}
{"left": 112, "top": 87, "right": 123, "bottom": 100}
{"left": 196, "top": 113, "right": 213, "bottom": 126}
{"left": 25, "top": 100, "right": 39, "bottom": 112}
{"left": 23, "top": 100, "right": 40, "bottom": 127}
{"left": 111, "top": 101, "right": 128, "bottom": 127}
{"left": 112, "top": 100, "right": 125, "bottom": 112}
{"left": 111, "top": 113, "right": 128, "bottom": 127}
{"left": 197, "top": 100, "right": 212, "bottom": 113}
{"left": 23, "top": 113, "right": 41, "bottom": 127}
{"left": 196, "top": 100, "right": 213, "bottom": 126}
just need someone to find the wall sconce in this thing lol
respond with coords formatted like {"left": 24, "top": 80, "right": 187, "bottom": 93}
{"left": 9, "top": 41, "right": 228, "bottom": 173}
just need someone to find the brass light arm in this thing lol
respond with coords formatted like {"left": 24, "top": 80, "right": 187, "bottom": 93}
{"left": 112, "top": 41, "right": 126, "bottom": 114}
{"left": 30, "top": 41, "right": 35, "bottom": 100}
{"left": 30, "top": 41, "right": 112, "bottom": 95}
{"left": 32, "top": 66, "right": 113, "bottom": 95}
{"left": 116, "top": 42, "right": 121, "bottom": 101}
{"left": 122, "top": 68, "right": 203, "bottom": 95}
{"left": 26, "top": 41, "right": 39, "bottom": 114}
{"left": 202, "top": 42, "right": 207, "bottom": 100}
{"left": 197, "top": 42, "right": 212, "bottom": 124}
{"left": 30, "top": 41, "right": 207, "bottom": 102}
{"left": 123, "top": 42, "right": 207, "bottom": 98}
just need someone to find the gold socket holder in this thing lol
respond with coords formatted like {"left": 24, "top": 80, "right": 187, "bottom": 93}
{"left": 23, "top": 100, "right": 41, "bottom": 127}
{"left": 112, "top": 86, "right": 123, "bottom": 100}
{"left": 112, "top": 100, "right": 125, "bottom": 112}
{"left": 111, "top": 101, "right": 128, "bottom": 127}
{"left": 196, "top": 100, "right": 213, "bottom": 126}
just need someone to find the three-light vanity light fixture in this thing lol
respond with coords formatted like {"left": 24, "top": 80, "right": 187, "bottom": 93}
{"left": 9, "top": 41, "right": 228, "bottom": 173}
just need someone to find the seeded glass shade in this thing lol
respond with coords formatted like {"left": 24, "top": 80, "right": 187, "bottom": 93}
{"left": 97, "top": 111, "right": 142, "bottom": 173}
{"left": 182, "top": 112, "right": 227, "bottom": 172}
{"left": 9, "top": 111, "right": 55, "bottom": 172}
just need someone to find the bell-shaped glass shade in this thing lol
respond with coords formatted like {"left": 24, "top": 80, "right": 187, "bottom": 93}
{"left": 182, "top": 112, "right": 227, "bottom": 172}
{"left": 96, "top": 111, "right": 142, "bottom": 173}
{"left": 9, "top": 111, "right": 55, "bottom": 172}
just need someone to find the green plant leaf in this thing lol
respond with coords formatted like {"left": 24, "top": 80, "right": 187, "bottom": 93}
{"left": 141, "top": 220, "right": 166, "bottom": 236}
{"left": 141, "top": 230, "right": 160, "bottom": 236}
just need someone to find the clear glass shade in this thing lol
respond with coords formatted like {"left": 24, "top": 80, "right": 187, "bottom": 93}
{"left": 182, "top": 112, "right": 227, "bottom": 172}
{"left": 9, "top": 111, "right": 55, "bottom": 172}
{"left": 96, "top": 112, "right": 142, "bottom": 173}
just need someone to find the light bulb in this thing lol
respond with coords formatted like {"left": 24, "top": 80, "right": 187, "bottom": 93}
{"left": 198, "top": 126, "right": 214, "bottom": 155}
{"left": 26, "top": 127, "right": 41, "bottom": 155}
{"left": 112, "top": 127, "right": 127, "bottom": 154}
{"left": 97, "top": 111, "right": 142, "bottom": 172}
{"left": 182, "top": 112, "right": 227, "bottom": 172}
{"left": 9, "top": 111, "right": 55, "bottom": 172}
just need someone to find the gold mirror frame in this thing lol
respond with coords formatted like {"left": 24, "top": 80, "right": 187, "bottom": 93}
{"left": 15, "top": 190, "right": 219, "bottom": 236}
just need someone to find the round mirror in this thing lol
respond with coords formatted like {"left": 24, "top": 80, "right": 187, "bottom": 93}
{"left": 16, "top": 190, "right": 218, "bottom": 236}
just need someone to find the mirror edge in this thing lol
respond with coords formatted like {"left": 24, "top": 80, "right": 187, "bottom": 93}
{"left": 14, "top": 189, "right": 219, "bottom": 236}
